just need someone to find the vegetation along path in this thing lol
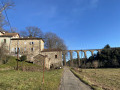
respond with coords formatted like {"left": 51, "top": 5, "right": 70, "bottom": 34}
{"left": 59, "top": 67, "right": 92, "bottom": 90}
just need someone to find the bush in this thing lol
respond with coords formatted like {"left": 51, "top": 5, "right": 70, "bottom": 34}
{"left": 20, "top": 55, "right": 27, "bottom": 61}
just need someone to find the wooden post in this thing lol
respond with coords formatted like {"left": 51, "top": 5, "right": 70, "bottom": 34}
{"left": 42, "top": 58, "right": 45, "bottom": 84}
{"left": 70, "top": 51, "right": 73, "bottom": 67}
{"left": 16, "top": 40, "right": 19, "bottom": 70}
{"left": 80, "top": 51, "right": 83, "bottom": 72}
{"left": 77, "top": 51, "right": 80, "bottom": 67}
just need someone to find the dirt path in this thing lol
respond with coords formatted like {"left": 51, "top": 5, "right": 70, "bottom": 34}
{"left": 59, "top": 67, "right": 92, "bottom": 90}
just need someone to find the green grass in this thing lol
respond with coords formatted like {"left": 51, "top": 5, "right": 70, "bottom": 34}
{"left": 71, "top": 68, "right": 120, "bottom": 90}
{"left": 0, "top": 56, "right": 42, "bottom": 70}
{"left": 0, "top": 56, "right": 63, "bottom": 90}
{"left": 0, "top": 69, "right": 63, "bottom": 90}
{"left": 0, "top": 56, "right": 16, "bottom": 68}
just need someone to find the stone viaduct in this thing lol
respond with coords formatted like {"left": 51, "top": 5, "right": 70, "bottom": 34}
{"left": 62, "top": 49, "right": 102, "bottom": 66}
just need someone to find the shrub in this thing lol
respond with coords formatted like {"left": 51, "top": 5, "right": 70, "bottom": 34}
{"left": 20, "top": 55, "right": 27, "bottom": 61}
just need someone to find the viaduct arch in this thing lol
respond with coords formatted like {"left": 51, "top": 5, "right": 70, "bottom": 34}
{"left": 62, "top": 49, "right": 102, "bottom": 66}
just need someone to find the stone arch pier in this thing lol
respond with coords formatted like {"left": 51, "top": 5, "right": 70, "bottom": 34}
{"left": 62, "top": 49, "right": 102, "bottom": 66}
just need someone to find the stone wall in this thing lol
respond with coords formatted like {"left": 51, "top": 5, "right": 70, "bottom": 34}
{"left": 10, "top": 39, "right": 44, "bottom": 55}
{"left": 4, "top": 37, "right": 63, "bottom": 69}
{"left": 0, "top": 37, "right": 11, "bottom": 50}
{"left": 33, "top": 54, "right": 51, "bottom": 69}
{"left": 41, "top": 51, "right": 63, "bottom": 68}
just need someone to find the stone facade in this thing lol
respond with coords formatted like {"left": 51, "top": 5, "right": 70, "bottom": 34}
{"left": 0, "top": 37, "right": 11, "bottom": 50}
{"left": 0, "top": 32, "right": 63, "bottom": 69}
{"left": 33, "top": 54, "right": 50, "bottom": 69}
{"left": 41, "top": 51, "right": 63, "bottom": 68}
{"left": 9, "top": 38, "right": 63, "bottom": 69}
{"left": 0, "top": 33, "right": 19, "bottom": 50}
{"left": 10, "top": 38, "right": 44, "bottom": 55}
{"left": 33, "top": 51, "right": 62, "bottom": 69}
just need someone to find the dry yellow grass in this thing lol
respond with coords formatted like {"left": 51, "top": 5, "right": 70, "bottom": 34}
{"left": 72, "top": 68, "right": 120, "bottom": 90}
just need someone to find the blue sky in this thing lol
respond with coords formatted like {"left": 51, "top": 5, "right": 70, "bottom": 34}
{"left": 3, "top": 0, "right": 120, "bottom": 50}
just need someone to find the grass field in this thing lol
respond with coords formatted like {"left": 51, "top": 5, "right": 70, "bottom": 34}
{"left": 71, "top": 68, "right": 120, "bottom": 90}
{"left": 0, "top": 56, "right": 43, "bottom": 70}
{"left": 0, "top": 56, "right": 63, "bottom": 90}
{"left": 0, "top": 69, "right": 63, "bottom": 90}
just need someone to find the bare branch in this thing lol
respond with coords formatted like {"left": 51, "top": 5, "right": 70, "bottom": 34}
{"left": 0, "top": 1, "right": 14, "bottom": 13}
{"left": 44, "top": 32, "right": 67, "bottom": 50}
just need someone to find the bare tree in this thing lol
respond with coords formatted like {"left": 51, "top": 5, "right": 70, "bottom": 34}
{"left": 10, "top": 27, "right": 18, "bottom": 33}
{"left": 44, "top": 32, "right": 67, "bottom": 50}
{"left": 0, "top": 11, "right": 7, "bottom": 31}
{"left": 0, "top": 1, "right": 14, "bottom": 13}
{"left": 0, "top": 0, "right": 14, "bottom": 31}
{"left": 21, "top": 28, "right": 67, "bottom": 50}
{"left": 20, "top": 26, "right": 44, "bottom": 38}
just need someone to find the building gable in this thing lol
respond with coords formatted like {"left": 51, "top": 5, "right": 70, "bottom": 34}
{"left": 33, "top": 54, "right": 46, "bottom": 59}
{"left": 0, "top": 31, "right": 4, "bottom": 36}
{"left": 33, "top": 54, "right": 46, "bottom": 66}
{"left": 0, "top": 33, "right": 20, "bottom": 38}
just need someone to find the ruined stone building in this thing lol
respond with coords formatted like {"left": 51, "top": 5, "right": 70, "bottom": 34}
{"left": 0, "top": 31, "right": 63, "bottom": 69}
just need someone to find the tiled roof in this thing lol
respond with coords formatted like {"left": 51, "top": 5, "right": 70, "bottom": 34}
{"left": 11, "top": 37, "right": 44, "bottom": 41}
{"left": 0, "top": 33, "right": 19, "bottom": 37}
{"left": 33, "top": 54, "right": 47, "bottom": 58}
{"left": 42, "top": 48, "right": 62, "bottom": 52}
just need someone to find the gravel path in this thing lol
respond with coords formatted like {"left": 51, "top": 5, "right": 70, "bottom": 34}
{"left": 59, "top": 67, "right": 92, "bottom": 90}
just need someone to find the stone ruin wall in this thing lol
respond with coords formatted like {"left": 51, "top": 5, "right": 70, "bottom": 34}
{"left": 41, "top": 51, "right": 63, "bottom": 68}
